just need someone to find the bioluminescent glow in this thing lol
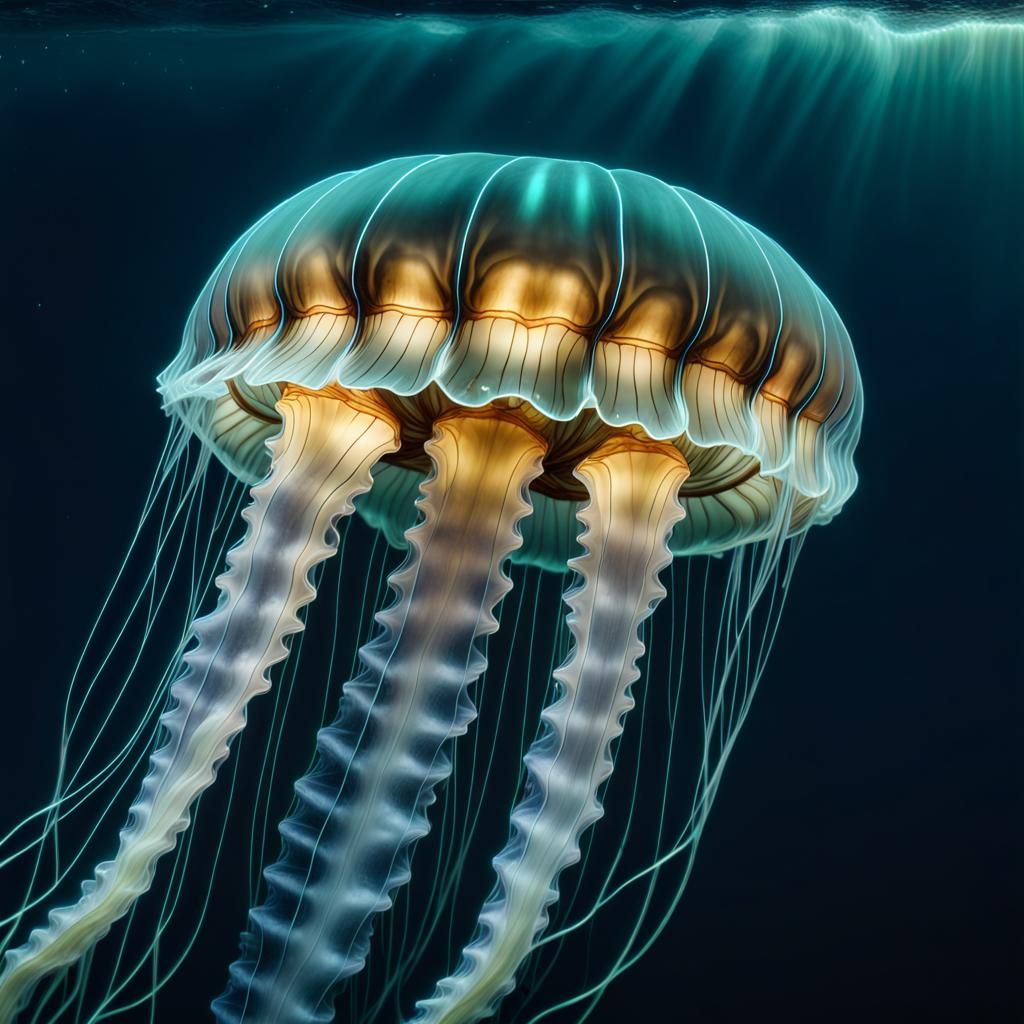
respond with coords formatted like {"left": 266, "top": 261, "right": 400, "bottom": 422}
{"left": 0, "top": 154, "right": 861, "bottom": 1023}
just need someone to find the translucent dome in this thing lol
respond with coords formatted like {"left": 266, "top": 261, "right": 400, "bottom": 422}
{"left": 158, "top": 154, "right": 862, "bottom": 564}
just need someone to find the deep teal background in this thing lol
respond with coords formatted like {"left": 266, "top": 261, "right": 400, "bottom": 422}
{"left": 2, "top": 5, "right": 1021, "bottom": 1022}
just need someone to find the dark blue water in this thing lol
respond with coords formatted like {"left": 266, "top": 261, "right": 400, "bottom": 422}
{"left": 2, "top": 5, "right": 1021, "bottom": 1022}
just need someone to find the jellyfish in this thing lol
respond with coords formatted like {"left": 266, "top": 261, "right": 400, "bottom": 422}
{"left": 0, "top": 154, "right": 862, "bottom": 1023}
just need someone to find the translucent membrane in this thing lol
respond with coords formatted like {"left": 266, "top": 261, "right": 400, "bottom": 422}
{"left": 158, "top": 154, "right": 862, "bottom": 536}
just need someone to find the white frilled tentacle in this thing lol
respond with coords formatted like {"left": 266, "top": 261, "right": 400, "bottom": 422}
{"left": 214, "top": 411, "right": 547, "bottom": 1024}
{"left": 0, "top": 388, "right": 399, "bottom": 1023}
{"left": 413, "top": 438, "right": 690, "bottom": 1024}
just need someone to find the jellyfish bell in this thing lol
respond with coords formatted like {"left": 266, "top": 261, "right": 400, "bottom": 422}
{"left": 0, "top": 154, "right": 861, "bottom": 1024}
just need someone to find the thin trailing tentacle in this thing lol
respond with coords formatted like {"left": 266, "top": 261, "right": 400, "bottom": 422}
{"left": 0, "top": 386, "right": 399, "bottom": 1023}
{"left": 413, "top": 437, "right": 690, "bottom": 1024}
{"left": 214, "top": 410, "right": 547, "bottom": 1024}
